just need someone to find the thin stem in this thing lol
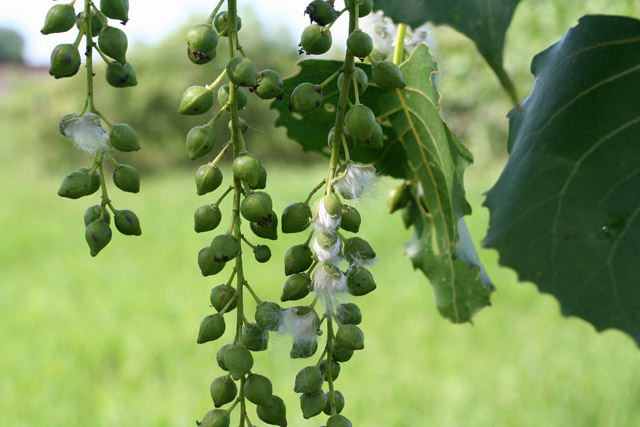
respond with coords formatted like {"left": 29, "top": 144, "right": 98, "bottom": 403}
{"left": 206, "top": 68, "right": 228, "bottom": 91}
{"left": 243, "top": 281, "right": 263, "bottom": 305}
{"left": 341, "top": 134, "right": 351, "bottom": 162}
{"left": 319, "top": 66, "right": 343, "bottom": 90}
{"left": 206, "top": 0, "right": 226, "bottom": 25}
{"left": 309, "top": 294, "right": 319, "bottom": 310}
{"left": 324, "top": 7, "right": 348, "bottom": 32}
{"left": 352, "top": 72, "right": 360, "bottom": 105}
{"left": 205, "top": 104, "right": 230, "bottom": 128}
{"left": 209, "top": 141, "right": 233, "bottom": 167}
{"left": 215, "top": 185, "right": 234, "bottom": 206}
{"left": 226, "top": 397, "right": 241, "bottom": 414}
{"left": 240, "top": 234, "right": 257, "bottom": 250}
{"left": 96, "top": 150, "right": 111, "bottom": 216}
{"left": 238, "top": 377, "right": 247, "bottom": 427}
{"left": 304, "top": 179, "right": 327, "bottom": 204}
{"left": 84, "top": 0, "right": 95, "bottom": 114}
{"left": 393, "top": 24, "right": 407, "bottom": 65}
{"left": 218, "top": 294, "right": 237, "bottom": 316}
{"left": 225, "top": 268, "right": 238, "bottom": 287}
{"left": 326, "top": 318, "right": 337, "bottom": 414}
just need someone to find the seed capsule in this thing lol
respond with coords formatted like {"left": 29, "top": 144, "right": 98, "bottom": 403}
{"left": 100, "top": 0, "right": 129, "bottom": 23}
{"left": 255, "top": 301, "right": 283, "bottom": 332}
{"left": 242, "top": 323, "right": 269, "bottom": 352}
{"left": 179, "top": 86, "right": 213, "bottom": 115}
{"left": 186, "top": 126, "right": 216, "bottom": 160}
{"left": 109, "top": 123, "right": 140, "bottom": 152}
{"left": 75, "top": 11, "right": 104, "bottom": 37}
{"left": 291, "top": 339, "right": 318, "bottom": 359}
{"left": 336, "top": 303, "right": 361, "bottom": 325}
{"left": 84, "top": 205, "right": 110, "bottom": 226}
{"left": 253, "top": 245, "right": 272, "bottom": 263}
{"left": 105, "top": 61, "right": 137, "bottom": 88}
{"left": 335, "top": 324, "right": 364, "bottom": 350}
{"left": 98, "top": 27, "right": 128, "bottom": 64}
{"left": 195, "top": 165, "right": 223, "bottom": 196}
{"left": 210, "top": 234, "right": 240, "bottom": 262}
{"left": 210, "top": 376, "right": 237, "bottom": 408}
{"left": 194, "top": 204, "right": 222, "bottom": 233}
{"left": 319, "top": 358, "right": 341, "bottom": 381}
{"left": 187, "top": 24, "right": 218, "bottom": 65}
{"left": 346, "top": 0, "right": 373, "bottom": 17}
{"left": 323, "top": 390, "right": 345, "bottom": 415}
{"left": 78, "top": 167, "right": 101, "bottom": 195}
{"left": 244, "top": 373, "right": 274, "bottom": 407}
{"left": 216, "top": 344, "right": 232, "bottom": 371}
{"left": 284, "top": 244, "right": 313, "bottom": 276}
{"left": 344, "top": 104, "right": 377, "bottom": 142}
{"left": 300, "top": 24, "right": 332, "bottom": 55}
{"left": 340, "top": 205, "right": 361, "bottom": 233}
{"left": 256, "top": 395, "right": 287, "bottom": 427}
{"left": 85, "top": 220, "right": 112, "bottom": 256}
{"left": 289, "top": 83, "right": 323, "bottom": 114}
{"left": 338, "top": 67, "right": 368, "bottom": 95}
{"left": 362, "top": 122, "right": 384, "bottom": 149}
{"left": 114, "top": 209, "right": 141, "bottom": 236}
{"left": 250, "top": 166, "right": 267, "bottom": 189}
{"left": 226, "top": 57, "right": 258, "bottom": 87}
{"left": 113, "top": 164, "right": 140, "bottom": 193}
{"left": 346, "top": 265, "right": 376, "bottom": 296}
{"left": 372, "top": 61, "right": 406, "bottom": 90}
{"left": 305, "top": 0, "right": 338, "bottom": 26}
{"left": 232, "top": 151, "right": 261, "bottom": 187}
{"left": 346, "top": 29, "right": 373, "bottom": 60}
{"left": 198, "top": 246, "right": 226, "bottom": 276}
{"left": 210, "top": 284, "right": 236, "bottom": 312}
{"left": 250, "top": 212, "right": 278, "bottom": 240}
{"left": 327, "top": 414, "right": 352, "bottom": 427}
{"left": 41, "top": 5, "right": 76, "bottom": 35}
{"left": 343, "top": 237, "right": 376, "bottom": 264}
{"left": 295, "top": 366, "right": 323, "bottom": 394}
{"left": 49, "top": 44, "right": 81, "bottom": 79}
{"left": 197, "top": 314, "right": 225, "bottom": 344}
{"left": 281, "top": 274, "right": 311, "bottom": 302}
{"left": 217, "top": 84, "right": 248, "bottom": 109}
{"left": 223, "top": 345, "right": 254, "bottom": 380}
{"left": 198, "top": 409, "right": 230, "bottom": 427}
{"left": 331, "top": 343, "right": 354, "bottom": 363}
{"left": 281, "top": 202, "right": 311, "bottom": 233}
{"left": 58, "top": 169, "right": 91, "bottom": 199}
{"left": 387, "top": 183, "right": 411, "bottom": 213}
{"left": 241, "top": 191, "right": 273, "bottom": 223}
{"left": 254, "top": 69, "right": 284, "bottom": 100}
{"left": 328, "top": 127, "right": 356, "bottom": 153}
{"left": 301, "top": 389, "right": 327, "bottom": 419}
{"left": 213, "top": 11, "right": 242, "bottom": 36}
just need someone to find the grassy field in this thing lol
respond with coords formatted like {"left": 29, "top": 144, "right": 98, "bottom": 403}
{"left": 1, "top": 144, "right": 639, "bottom": 426}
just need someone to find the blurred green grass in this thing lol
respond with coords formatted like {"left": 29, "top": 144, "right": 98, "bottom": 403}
{"left": 1, "top": 156, "right": 639, "bottom": 426}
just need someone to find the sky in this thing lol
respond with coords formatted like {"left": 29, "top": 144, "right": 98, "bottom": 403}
{"left": 2, "top": 0, "right": 351, "bottom": 66}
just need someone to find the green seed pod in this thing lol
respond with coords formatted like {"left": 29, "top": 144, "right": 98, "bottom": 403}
{"left": 241, "top": 191, "right": 273, "bottom": 223}
{"left": 98, "top": 27, "right": 128, "bottom": 64}
{"left": 226, "top": 57, "right": 258, "bottom": 87}
{"left": 361, "top": 122, "right": 384, "bottom": 149}
{"left": 210, "top": 376, "right": 237, "bottom": 408}
{"left": 210, "top": 234, "right": 240, "bottom": 262}
{"left": 305, "top": 0, "right": 338, "bottom": 26}
{"left": 322, "top": 194, "right": 342, "bottom": 218}
{"left": 340, "top": 205, "right": 361, "bottom": 233}
{"left": 316, "top": 231, "right": 338, "bottom": 249}
{"left": 337, "top": 303, "right": 362, "bottom": 325}
{"left": 347, "top": 0, "right": 373, "bottom": 17}
{"left": 49, "top": 44, "right": 81, "bottom": 79}
{"left": 323, "top": 390, "right": 345, "bottom": 415}
{"left": 256, "top": 395, "right": 287, "bottom": 427}
{"left": 57, "top": 169, "right": 91, "bottom": 199}
{"left": 114, "top": 209, "right": 141, "bottom": 236}
{"left": 338, "top": 67, "right": 368, "bottom": 95}
{"left": 198, "top": 409, "right": 230, "bottom": 427}
{"left": 372, "top": 60, "right": 406, "bottom": 90}
{"left": 344, "top": 104, "right": 377, "bottom": 142}
{"left": 109, "top": 123, "right": 140, "bottom": 152}
{"left": 281, "top": 203, "right": 311, "bottom": 234}
{"left": 213, "top": 12, "right": 242, "bottom": 36}
{"left": 41, "top": 5, "right": 76, "bottom": 35}
{"left": 242, "top": 323, "right": 269, "bottom": 352}
{"left": 85, "top": 220, "right": 112, "bottom": 256}
{"left": 327, "top": 414, "right": 352, "bottom": 427}
{"left": 195, "top": 165, "right": 223, "bottom": 196}
{"left": 100, "top": 0, "right": 129, "bottom": 23}
{"left": 113, "top": 164, "right": 140, "bottom": 193}
{"left": 197, "top": 314, "right": 226, "bottom": 344}
{"left": 300, "top": 24, "right": 332, "bottom": 55}
{"left": 291, "top": 339, "right": 318, "bottom": 359}
{"left": 253, "top": 245, "right": 271, "bottom": 263}
{"left": 77, "top": 167, "right": 101, "bottom": 195}
{"left": 232, "top": 151, "right": 261, "bottom": 187}
{"left": 346, "top": 29, "right": 373, "bottom": 60}
{"left": 255, "top": 301, "right": 283, "bottom": 332}
{"left": 210, "top": 284, "right": 237, "bottom": 312}
{"left": 186, "top": 126, "right": 216, "bottom": 160}
{"left": 244, "top": 374, "right": 273, "bottom": 407}
{"left": 194, "top": 204, "right": 222, "bottom": 233}
{"left": 289, "top": 83, "right": 323, "bottom": 114}
{"left": 59, "top": 113, "right": 78, "bottom": 136}
{"left": 198, "top": 246, "right": 226, "bottom": 276}
{"left": 179, "top": 86, "right": 213, "bottom": 115}
{"left": 284, "top": 244, "right": 313, "bottom": 276}
{"left": 301, "top": 389, "right": 327, "bottom": 419}
{"left": 343, "top": 237, "right": 376, "bottom": 264}
{"left": 250, "top": 166, "right": 267, "bottom": 190}
{"left": 75, "top": 11, "right": 104, "bottom": 37}
{"left": 346, "top": 265, "right": 376, "bottom": 296}
{"left": 105, "top": 61, "right": 137, "bottom": 88}
{"left": 223, "top": 345, "right": 253, "bottom": 380}
{"left": 84, "top": 205, "right": 110, "bottom": 226}
{"left": 254, "top": 69, "right": 284, "bottom": 100}
{"left": 187, "top": 24, "right": 218, "bottom": 65}
{"left": 281, "top": 274, "right": 311, "bottom": 302}
{"left": 294, "top": 366, "right": 323, "bottom": 394}
{"left": 250, "top": 212, "right": 278, "bottom": 240}
{"left": 327, "top": 126, "right": 356, "bottom": 154}
{"left": 331, "top": 343, "right": 354, "bottom": 363}
{"left": 319, "top": 358, "right": 341, "bottom": 381}
{"left": 388, "top": 183, "right": 411, "bottom": 213}
{"left": 336, "top": 324, "right": 364, "bottom": 350}
{"left": 216, "top": 344, "right": 232, "bottom": 371}
{"left": 217, "top": 85, "right": 247, "bottom": 109}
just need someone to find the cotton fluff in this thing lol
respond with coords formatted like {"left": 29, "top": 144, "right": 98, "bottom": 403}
{"left": 332, "top": 161, "right": 377, "bottom": 200}
{"left": 61, "top": 113, "right": 108, "bottom": 154}
{"left": 312, "top": 197, "right": 341, "bottom": 233}
{"left": 312, "top": 264, "right": 347, "bottom": 312}
{"left": 279, "top": 307, "right": 319, "bottom": 346}
{"left": 311, "top": 236, "right": 342, "bottom": 264}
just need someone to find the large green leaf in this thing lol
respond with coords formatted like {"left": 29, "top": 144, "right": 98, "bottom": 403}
{"left": 484, "top": 15, "right": 640, "bottom": 344}
{"left": 374, "top": 0, "right": 521, "bottom": 105}
{"left": 272, "top": 44, "right": 493, "bottom": 322}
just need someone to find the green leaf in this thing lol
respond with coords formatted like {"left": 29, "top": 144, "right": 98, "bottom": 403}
{"left": 373, "top": 0, "right": 521, "bottom": 105}
{"left": 484, "top": 15, "right": 640, "bottom": 344}
{"left": 272, "top": 45, "right": 493, "bottom": 322}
